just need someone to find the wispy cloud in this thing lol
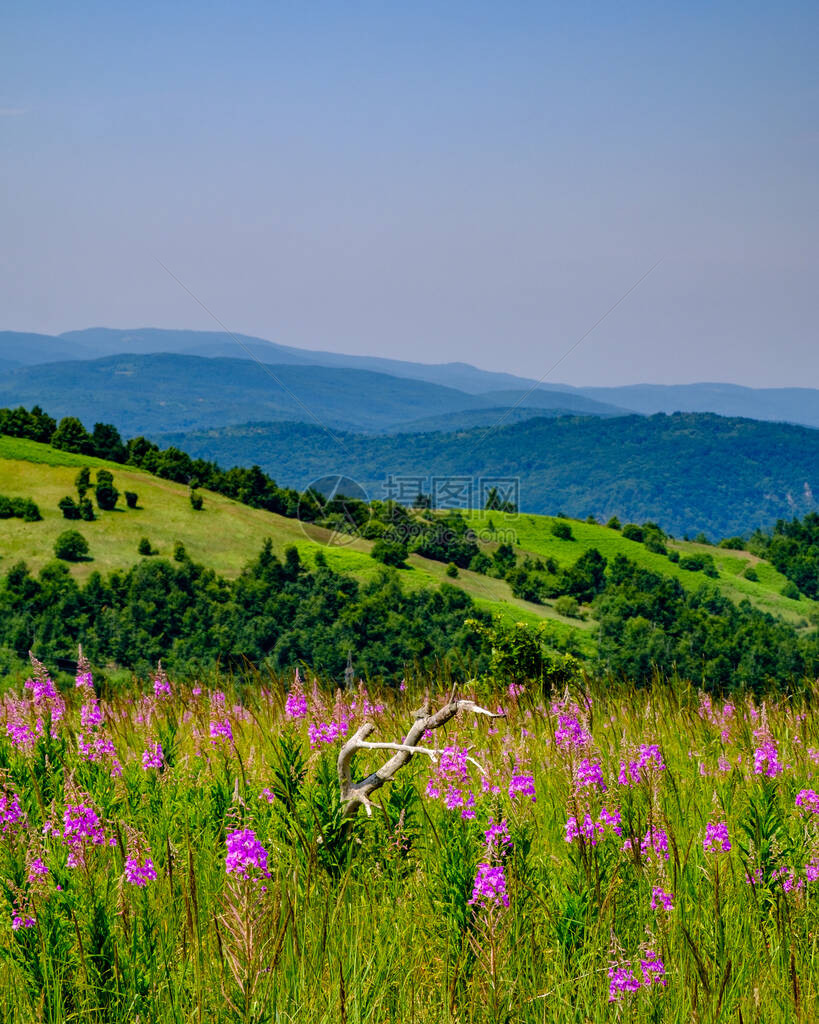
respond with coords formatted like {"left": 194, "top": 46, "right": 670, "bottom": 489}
{"left": 0, "top": 107, "right": 26, "bottom": 117}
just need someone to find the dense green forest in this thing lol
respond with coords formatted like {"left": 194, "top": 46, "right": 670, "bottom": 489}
{"left": 2, "top": 536, "right": 816, "bottom": 691}
{"left": 749, "top": 513, "right": 819, "bottom": 599}
{"left": 5, "top": 402, "right": 819, "bottom": 540}
{"left": 0, "top": 542, "right": 485, "bottom": 681}
{"left": 158, "top": 412, "right": 819, "bottom": 537}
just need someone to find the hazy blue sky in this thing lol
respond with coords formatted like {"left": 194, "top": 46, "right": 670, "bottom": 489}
{"left": 2, "top": 2, "right": 817, "bottom": 386}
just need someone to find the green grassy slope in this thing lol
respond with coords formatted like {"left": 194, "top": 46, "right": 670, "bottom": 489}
{"left": 0, "top": 436, "right": 589, "bottom": 647}
{"left": 1, "top": 436, "right": 814, "bottom": 655}
{"left": 464, "top": 510, "right": 817, "bottom": 630}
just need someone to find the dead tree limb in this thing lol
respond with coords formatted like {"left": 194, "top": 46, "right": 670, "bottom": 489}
{"left": 337, "top": 697, "right": 504, "bottom": 819}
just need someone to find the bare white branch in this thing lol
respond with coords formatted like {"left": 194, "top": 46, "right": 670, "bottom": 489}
{"left": 353, "top": 740, "right": 488, "bottom": 775}
{"left": 337, "top": 694, "right": 503, "bottom": 818}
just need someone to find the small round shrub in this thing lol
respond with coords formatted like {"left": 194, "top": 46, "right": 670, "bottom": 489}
{"left": 469, "top": 551, "right": 492, "bottom": 574}
{"left": 551, "top": 521, "right": 573, "bottom": 541}
{"left": 744, "top": 565, "right": 759, "bottom": 582}
{"left": 58, "top": 496, "right": 80, "bottom": 520}
{"left": 371, "top": 539, "right": 408, "bottom": 567}
{"left": 54, "top": 530, "right": 89, "bottom": 562}
{"left": 446, "top": 563, "right": 459, "bottom": 578}
{"left": 124, "top": 491, "right": 138, "bottom": 509}
{"left": 555, "top": 595, "right": 581, "bottom": 618}
{"left": 138, "top": 537, "right": 154, "bottom": 556}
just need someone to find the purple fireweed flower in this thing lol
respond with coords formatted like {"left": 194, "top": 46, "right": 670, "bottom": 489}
{"left": 427, "top": 746, "right": 475, "bottom": 810}
{"left": 806, "top": 860, "right": 819, "bottom": 883}
{"left": 75, "top": 671, "right": 94, "bottom": 691}
{"left": 259, "top": 787, "right": 275, "bottom": 804}
{"left": 308, "top": 720, "right": 348, "bottom": 747}
{"left": 480, "top": 773, "right": 502, "bottom": 796}
{"left": 599, "top": 806, "right": 623, "bottom": 836}
{"left": 225, "top": 828, "right": 271, "bottom": 881}
{"left": 703, "top": 821, "right": 731, "bottom": 854}
{"left": 0, "top": 790, "right": 24, "bottom": 832}
{"left": 81, "top": 701, "right": 104, "bottom": 730}
{"left": 554, "top": 713, "right": 592, "bottom": 750}
{"left": 285, "top": 669, "right": 308, "bottom": 720}
{"left": 608, "top": 964, "right": 641, "bottom": 1002}
{"left": 124, "top": 856, "right": 157, "bottom": 886}
{"left": 210, "top": 719, "right": 233, "bottom": 744}
{"left": 6, "top": 720, "right": 38, "bottom": 754}
{"left": 619, "top": 744, "right": 665, "bottom": 786}
{"left": 637, "top": 744, "right": 665, "bottom": 771}
{"left": 438, "top": 747, "right": 469, "bottom": 782}
{"left": 441, "top": 787, "right": 476, "bottom": 819}
{"left": 508, "top": 773, "right": 536, "bottom": 803}
{"left": 24, "top": 675, "right": 59, "bottom": 705}
{"left": 468, "top": 863, "right": 509, "bottom": 909}
{"left": 27, "top": 857, "right": 48, "bottom": 882}
{"left": 12, "top": 914, "right": 35, "bottom": 930}
{"left": 351, "top": 684, "right": 385, "bottom": 719}
{"left": 618, "top": 761, "right": 640, "bottom": 787}
{"left": 153, "top": 671, "right": 171, "bottom": 697}
{"left": 484, "top": 818, "right": 513, "bottom": 858}
{"left": 575, "top": 759, "right": 607, "bottom": 792}
{"left": 796, "top": 789, "right": 819, "bottom": 814}
{"left": 640, "top": 953, "right": 667, "bottom": 988}
{"left": 624, "top": 827, "right": 670, "bottom": 863}
{"left": 650, "top": 886, "right": 674, "bottom": 912}
{"left": 773, "top": 866, "right": 803, "bottom": 894}
{"left": 62, "top": 803, "right": 108, "bottom": 867}
{"left": 566, "top": 813, "right": 604, "bottom": 845}
{"left": 141, "top": 742, "right": 164, "bottom": 770}
{"left": 754, "top": 740, "right": 783, "bottom": 778}
{"left": 77, "top": 732, "right": 121, "bottom": 776}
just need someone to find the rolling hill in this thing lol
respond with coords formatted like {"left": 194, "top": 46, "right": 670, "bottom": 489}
{"left": 156, "top": 412, "right": 819, "bottom": 538}
{"left": 0, "top": 352, "right": 622, "bottom": 435}
{"left": 4, "top": 326, "right": 818, "bottom": 428}
{"left": 1, "top": 433, "right": 815, "bottom": 652}
{"left": 556, "top": 382, "right": 819, "bottom": 430}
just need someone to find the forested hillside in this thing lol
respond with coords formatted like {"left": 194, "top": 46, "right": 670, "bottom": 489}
{"left": 1, "top": 412, "right": 818, "bottom": 691}
{"left": 159, "top": 412, "right": 819, "bottom": 537}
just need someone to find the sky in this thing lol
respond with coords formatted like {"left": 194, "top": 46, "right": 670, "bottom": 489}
{"left": 2, "top": 1, "right": 817, "bottom": 387}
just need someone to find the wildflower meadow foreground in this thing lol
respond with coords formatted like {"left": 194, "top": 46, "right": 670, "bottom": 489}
{"left": 2, "top": 656, "right": 819, "bottom": 1022}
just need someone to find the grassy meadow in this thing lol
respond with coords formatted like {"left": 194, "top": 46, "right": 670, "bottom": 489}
{"left": 2, "top": 658, "right": 819, "bottom": 1022}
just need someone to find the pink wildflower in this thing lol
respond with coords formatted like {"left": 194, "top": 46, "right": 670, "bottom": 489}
{"left": 124, "top": 856, "right": 157, "bottom": 886}
{"left": 225, "top": 828, "right": 270, "bottom": 881}
{"left": 468, "top": 863, "right": 509, "bottom": 909}
{"left": 703, "top": 821, "right": 731, "bottom": 853}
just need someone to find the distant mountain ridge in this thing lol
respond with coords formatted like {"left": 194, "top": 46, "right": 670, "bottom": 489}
{"left": 1, "top": 326, "right": 817, "bottom": 428}
{"left": 0, "top": 352, "right": 622, "bottom": 435}
{"left": 26, "top": 326, "right": 544, "bottom": 394}
{"left": 551, "top": 382, "right": 819, "bottom": 430}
